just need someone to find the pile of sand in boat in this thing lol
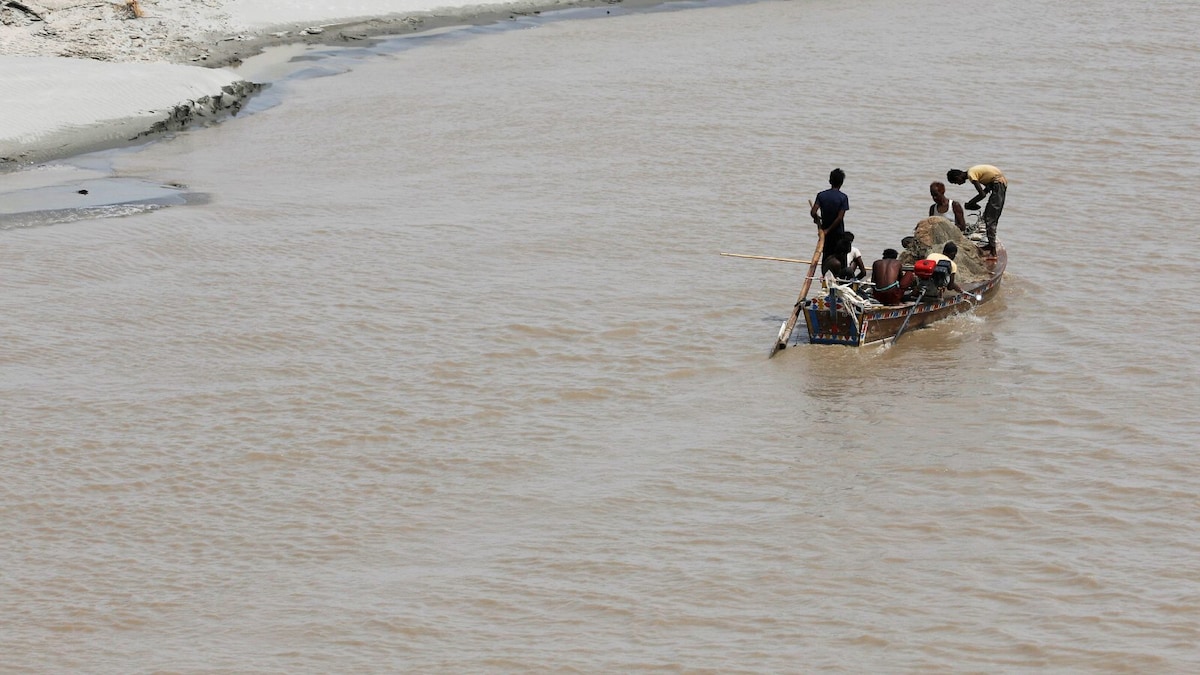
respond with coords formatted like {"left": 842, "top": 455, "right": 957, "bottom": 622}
{"left": 898, "top": 216, "right": 991, "bottom": 284}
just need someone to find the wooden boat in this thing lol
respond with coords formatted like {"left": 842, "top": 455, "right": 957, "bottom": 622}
{"left": 797, "top": 242, "right": 1006, "bottom": 347}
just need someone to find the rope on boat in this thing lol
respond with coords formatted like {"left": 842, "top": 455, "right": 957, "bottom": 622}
{"left": 823, "top": 275, "right": 881, "bottom": 308}
{"left": 822, "top": 277, "right": 886, "bottom": 336}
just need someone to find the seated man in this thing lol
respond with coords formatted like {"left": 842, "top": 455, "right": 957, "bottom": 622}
{"left": 870, "top": 248, "right": 915, "bottom": 305}
{"left": 821, "top": 253, "right": 844, "bottom": 280}
{"left": 841, "top": 231, "right": 867, "bottom": 281}
{"left": 822, "top": 234, "right": 856, "bottom": 280}
{"left": 924, "top": 241, "right": 964, "bottom": 294}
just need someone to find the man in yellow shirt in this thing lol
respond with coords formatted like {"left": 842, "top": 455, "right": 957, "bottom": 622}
{"left": 924, "top": 242, "right": 964, "bottom": 294}
{"left": 947, "top": 164, "right": 1006, "bottom": 256}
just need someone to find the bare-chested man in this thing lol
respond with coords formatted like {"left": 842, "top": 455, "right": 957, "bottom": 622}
{"left": 870, "top": 248, "right": 915, "bottom": 305}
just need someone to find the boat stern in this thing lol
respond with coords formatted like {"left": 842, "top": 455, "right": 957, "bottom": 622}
{"left": 802, "top": 293, "right": 864, "bottom": 346}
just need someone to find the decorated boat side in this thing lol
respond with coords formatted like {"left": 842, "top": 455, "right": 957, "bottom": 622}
{"left": 803, "top": 242, "right": 1005, "bottom": 346}
{"left": 798, "top": 215, "right": 1007, "bottom": 347}
{"left": 723, "top": 215, "right": 1009, "bottom": 353}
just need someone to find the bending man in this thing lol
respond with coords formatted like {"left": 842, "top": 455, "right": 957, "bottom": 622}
{"left": 947, "top": 164, "right": 1006, "bottom": 256}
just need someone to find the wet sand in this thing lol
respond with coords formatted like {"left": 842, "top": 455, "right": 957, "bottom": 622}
{"left": 0, "top": 0, "right": 674, "bottom": 168}
{"left": 197, "top": 0, "right": 669, "bottom": 70}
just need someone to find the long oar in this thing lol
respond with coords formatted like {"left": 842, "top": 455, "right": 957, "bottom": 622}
{"left": 720, "top": 253, "right": 813, "bottom": 264}
{"left": 769, "top": 205, "right": 824, "bottom": 357}
{"left": 890, "top": 287, "right": 927, "bottom": 346}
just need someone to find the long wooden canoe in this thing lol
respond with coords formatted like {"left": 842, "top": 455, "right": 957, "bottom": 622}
{"left": 798, "top": 243, "right": 1007, "bottom": 347}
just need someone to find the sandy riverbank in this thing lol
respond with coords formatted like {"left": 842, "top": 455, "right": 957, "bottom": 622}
{"left": 1, "top": 0, "right": 629, "bottom": 66}
{"left": 0, "top": 0, "right": 646, "bottom": 169}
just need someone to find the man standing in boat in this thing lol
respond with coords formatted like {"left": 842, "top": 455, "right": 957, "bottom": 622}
{"left": 947, "top": 164, "right": 1006, "bottom": 256}
{"left": 928, "top": 180, "right": 967, "bottom": 233}
{"left": 810, "top": 168, "right": 848, "bottom": 268}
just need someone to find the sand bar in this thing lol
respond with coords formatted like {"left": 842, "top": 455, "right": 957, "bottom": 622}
{"left": 0, "top": 0, "right": 638, "bottom": 168}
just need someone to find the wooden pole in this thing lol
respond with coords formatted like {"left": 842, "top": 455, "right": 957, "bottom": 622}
{"left": 720, "top": 253, "right": 812, "bottom": 264}
{"left": 890, "top": 287, "right": 927, "bottom": 346}
{"left": 769, "top": 201, "right": 824, "bottom": 357}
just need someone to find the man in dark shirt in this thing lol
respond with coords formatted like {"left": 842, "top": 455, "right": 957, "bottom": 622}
{"left": 810, "top": 168, "right": 848, "bottom": 267}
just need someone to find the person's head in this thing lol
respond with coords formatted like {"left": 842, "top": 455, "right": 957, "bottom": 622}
{"left": 829, "top": 168, "right": 845, "bottom": 188}
{"left": 946, "top": 169, "right": 968, "bottom": 185}
{"left": 942, "top": 241, "right": 958, "bottom": 259}
{"left": 929, "top": 181, "right": 946, "bottom": 200}
{"left": 882, "top": 248, "right": 898, "bottom": 259}
{"left": 842, "top": 231, "right": 855, "bottom": 243}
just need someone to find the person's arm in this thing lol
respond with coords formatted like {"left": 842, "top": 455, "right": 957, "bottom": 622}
{"left": 949, "top": 273, "right": 963, "bottom": 293}
{"left": 952, "top": 200, "right": 967, "bottom": 232}
{"left": 852, "top": 255, "right": 866, "bottom": 280}
{"left": 810, "top": 199, "right": 821, "bottom": 226}
{"left": 827, "top": 194, "right": 848, "bottom": 229}
{"left": 964, "top": 179, "right": 988, "bottom": 209}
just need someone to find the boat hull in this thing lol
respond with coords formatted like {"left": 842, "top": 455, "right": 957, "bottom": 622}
{"left": 802, "top": 245, "right": 1007, "bottom": 346}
